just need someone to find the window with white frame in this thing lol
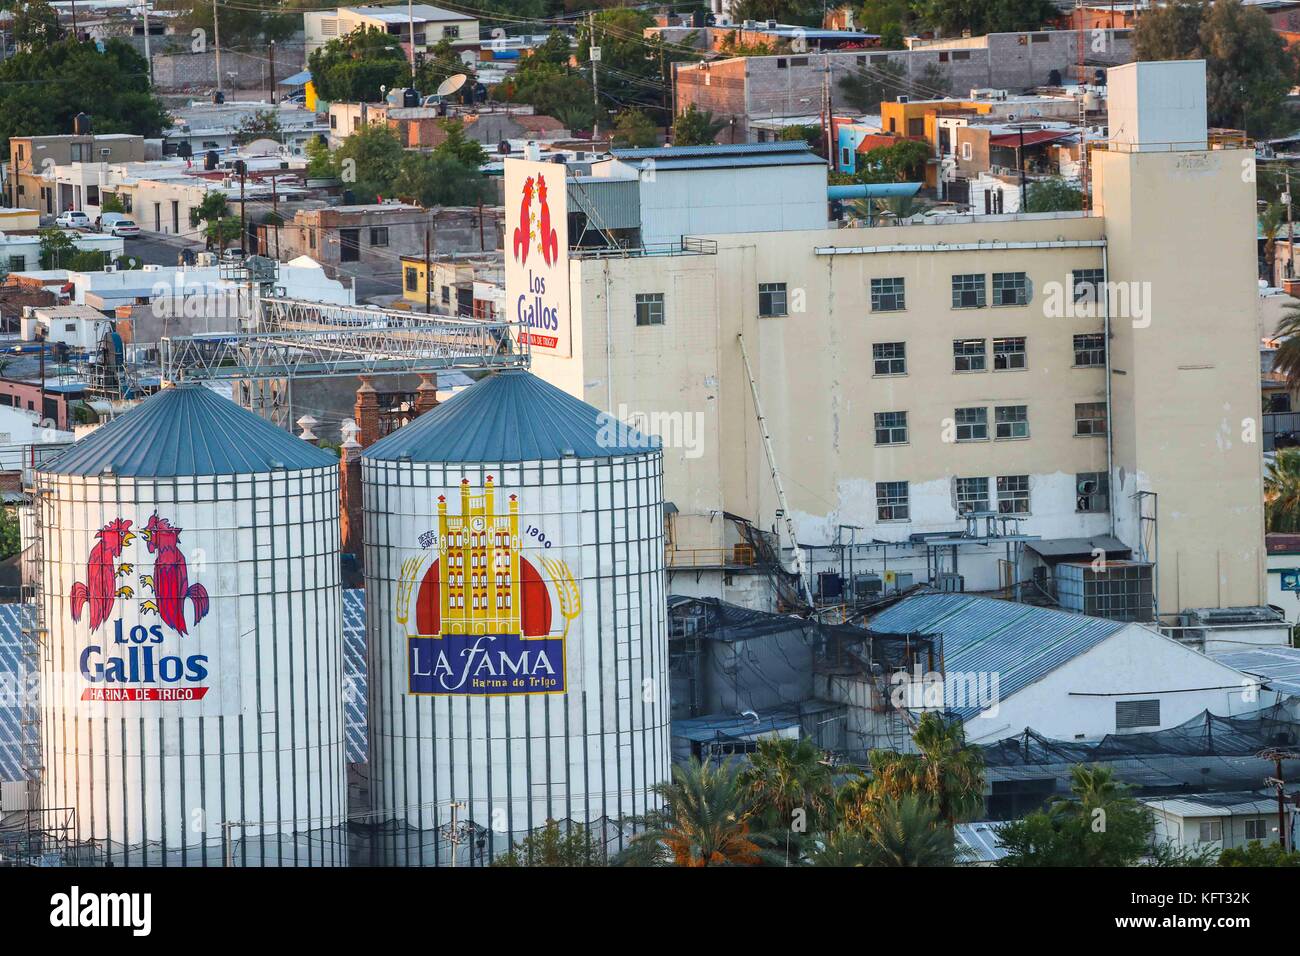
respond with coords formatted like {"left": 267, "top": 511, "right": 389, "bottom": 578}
{"left": 876, "top": 481, "right": 909, "bottom": 521}
{"left": 758, "top": 282, "right": 788, "bottom": 317}
{"left": 954, "top": 406, "right": 987, "bottom": 441}
{"left": 953, "top": 338, "right": 986, "bottom": 372}
{"left": 992, "top": 271, "right": 1030, "bottom": 306}
{"left": 993, "top": 336, "right": 1026, "bottom": 370}
{"left": 955, "top": 476, "right": 989, "bottom": 513}
{"left": 1073, "top": 332, "right": 1106, "bottom": 367}
{"left": 951, "top": 273, "right": 986, "bottom": 308}
{"left": 635, "top": 292, "right": 665, "bottom": 326}
{"left": 1075, "top": 402, "right": 1108, "bottom": 437}
{"left": 995, "top": 405, "right": 1029, "bottom": 439}
{"left": 1198, "top": 820, "right": 1224, "bottom": 843}
{"left": 871, "top": 277, "right": 906, "bottom": 312}
{"left": 996, "top": 474, "right": 1030, "bottom": 514}
{"left": 872, "top": 341, "right": 906, "bottom": 375}
{"left": 1073, "top": 267, "right": 1105, "bottom": 306}
{"left": 874, "top": 411, "right": 908, "bottom": 445}
{"left": 1245, "top": 818, "right": 1267, "bottom": 841}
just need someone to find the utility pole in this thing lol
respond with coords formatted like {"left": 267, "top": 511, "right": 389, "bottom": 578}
{"left": 1277, "top": 756, "right": 1288, "bottom": 852}
{"left": 1287, "top": 168, "right": 1295, "bottom": 280}
{"left": 589, "top": 12, "right": 600, "bottom": 138}
{"left": 141, "top": 3, "right": 152, "bottom": 85}
{"left": 237, "top": 160, "right": 246, "bottom": 258}
{"left": 448, "top": 801, "right": 464, "bottom": 867}
{"left": 268, "top": 39, "right": 276, "bottom": 104}
{"left": 408, "top": 0, "right": 417, "bottom": 87}
{"left": 1017, "top": 124, "right": 1027, "bottom": 211}
{"left": 213, "top": 0, "right": 223, "bottom": 95}
{"left": 424, "top": 227, "right": 431, "bottom": 314}
{"left": 823, "top": 53, "right": 833, "bottom": 167}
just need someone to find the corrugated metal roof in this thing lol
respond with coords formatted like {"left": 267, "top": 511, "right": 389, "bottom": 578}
{"left": 343, "top": 589, "right": 367, "bottom": 764}
{"left": 0, "top": 603, "right": 34, "bottom": 782}
{"left": 672, "top": 710, "right": 803, "bottom": 743}
{"left": 1141, "top": 790, "right": 1286, "bottom": 818}
{"left": 567, "top": 177, "right": 641, "bottom": 231}
{"left": 364, "top": 369, "right": 657, "bottom": 463}
{"left": 1210, "top": 645, "right": 1300, "bottom": 698}
{"left": 954, "top": 822, "right": 1009, "bottom": 863}
{"left": 42, "top": 384, "right": 337, "bottom": 478}
{"left": 610, "top": 141, "right": 825, "bottom": 171}
{"left": 867, "top": 593, "right": 1128, "bottom": 721}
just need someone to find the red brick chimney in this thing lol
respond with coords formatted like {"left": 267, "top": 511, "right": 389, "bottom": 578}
{"left": 339, "top": 427, "right": 364, "bottom": 566}
{"left": 354, "top": 375, "right": 381, "bottom": 447}
{"left": 414, "top": 373, "right": 439, "bottom": 416}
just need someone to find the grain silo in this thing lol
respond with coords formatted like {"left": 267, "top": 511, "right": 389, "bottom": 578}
{"left": 34, "top": 385, "right": 346, "bottom": 865}
{"left": 362, "top": 369, "right": 669, "bottom": 864}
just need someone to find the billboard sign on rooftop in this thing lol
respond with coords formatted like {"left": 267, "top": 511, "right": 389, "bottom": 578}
{"left": 505, "top": 157, "right": 571, "bottom": 358}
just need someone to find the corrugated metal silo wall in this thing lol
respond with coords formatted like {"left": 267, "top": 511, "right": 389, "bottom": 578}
{"left": 362, "top": 452, "right": 670, "bottom": 865}
{"left": 36, "top": 466, "right": 347, "bottom": 866}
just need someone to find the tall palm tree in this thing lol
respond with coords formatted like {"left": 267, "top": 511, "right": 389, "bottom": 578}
{"left": 867, "top": 713, "right": 986, "bottom": 826}
{"left": 1266, "top": 449, "right": 1300, "bottom": 532}
{"left": 627, "top": 758, "right": 767, "bottom": 866}
{"left": 1261, "top": 201, "right": 1286, "bottom": 283}
{"left": 858, "top": 794, "right": 958, "bottom": 867}
{"left": 742, "top": 737, "right": 837, "bottom": 831}
{"left": 1268, "top": 296, "right": 1300, "bottom": 384}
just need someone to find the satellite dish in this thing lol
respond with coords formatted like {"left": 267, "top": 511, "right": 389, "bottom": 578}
{"left": 436, "top": 73, "right": 468, "bottom": 98}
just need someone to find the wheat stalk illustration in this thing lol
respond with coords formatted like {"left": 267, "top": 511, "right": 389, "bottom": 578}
{"left": 540, "top": 556, "right": 581, "bottom": 640}
{"left": 395, "top": 555, "right": 427, "bottom": 633}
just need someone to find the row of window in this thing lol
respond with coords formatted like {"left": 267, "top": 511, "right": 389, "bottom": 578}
{"left": 872, "top": 334, "right": 1107, "bottom": 375}
{"left": 873, "top": 404, "right": 1108, "bottom": 445}
{"left": 873, "top": 471, "right": 1109, "bottom": 523}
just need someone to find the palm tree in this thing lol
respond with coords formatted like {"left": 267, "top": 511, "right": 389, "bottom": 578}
{"left": 1266, "top": 449, "right": 1300, "bottom": 532}
{"left": 858, "top": 794, "right": 958, "bottom": 867}
{"left": 1261, "top": 201, "right": 1286, "bottom": 283}
{"left": 808, "top": 825, "right": 872, "bottom": 866}
{"left": 1056, "top": 764, "right": 1122, "bottom": 815}
{"left": 742, "top": 737, "right": 837, "bottom": 831}
{"left": 627, "top": 758, "right": 767, "bottom": 866}
{"left": 867, "top": 713, "right": 985, "bottom": 826}
{"left": 672, "top": 105, "right": 728, "bottom": 146}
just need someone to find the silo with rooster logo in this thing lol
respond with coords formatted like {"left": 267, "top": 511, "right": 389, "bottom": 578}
{"left": 33, "top": 385, "right": 346, "bottom": 865}
{"left": 362, "top": 369, "right": 670, "bottom": 864}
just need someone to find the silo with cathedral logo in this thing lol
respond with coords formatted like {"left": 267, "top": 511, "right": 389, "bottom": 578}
{"left": 361, "top": 369, "right": 669, "bottom": 864}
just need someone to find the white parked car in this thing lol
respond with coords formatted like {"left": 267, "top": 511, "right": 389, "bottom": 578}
{"left": 100, "top": 213, "right": 140, "bottom": 237}
{"left": 54, "top": 210, "right": 91, "bottom": 229}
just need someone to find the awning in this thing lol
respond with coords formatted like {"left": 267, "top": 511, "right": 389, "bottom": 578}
{"left": 989, "top": 129, "right": 1074, "bottom": 149}
{"left": 1026, "top": 535, "right": 1132, "bottom": 562}
{"left": 277, "top": 70, "right": 312, "bottom": 87}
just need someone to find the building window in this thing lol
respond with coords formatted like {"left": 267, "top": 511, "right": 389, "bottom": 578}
{"left": 1075, "top": 402, "right": 1108, "bottom": 437}
{"left": 954, "top": 406, "right": 987, "bottom": 441}
{"left": 330, "top": 113, "right": 338, "bottom": 129}
{"left": 953, "top": 338, "right": 986, "bottom": 372}
{"left": 9, "top": 256, "right": 24, "bottom": 272}
{"left": 872, "top": 341, "right": 906, "bottom": 376}
{"left": 995, "top": 405, "right": 1029, "bottom": 440}
{"left": 876, "top": 481, "right": 910, "bottom": 521}
{"left": 993, "top": 336, "right": 1026, "bottom": 370}
{"left": 1076, "top": 472, "right": 1109, "bottom": 512}
{"left": 955, "top": 477, "right": 989, "bottom": 513}
{"left": 1197, "top": 820, "right": 1223, "bottom": 843}
{"left": 441, "top": 285, "right": 451, "bottom": 304}
{"left": 1245, "top": 818, "right": 1267, "bottom": 841}
{"left": 369, "top": 227, "right": 389, "bottom": 246}
{"left": 444, "top": 24, "right": 460, "bottom": 39}
{"left": 951, "top": 273, "right": 986, "bottom": 308}
{"left": 961, "top": 141, "right": 972, "bottom": 161}
{"left": 871, "top": 277, "right": 905, "bottom": 312}
{"left": 1073, "top": 267, "right": 1105, "bottom": 306}
{"left": 86, "top": 185, "right": 100, "bottom": 206}
{"left": 635, "top": 292, "right": 665, "bottom": 326}
{"left": 758, "top": 282, "right": 787, "bottom": 317}
{"left": 122, "top": 194, "right": 132, "bottom": 213}
{"left": 997, "top": 475, "right": 1030, "bottom": 514}
{"left": 405, "top": 267, "right": 418, "bottom": 292}
{"left": 992, "top": 271, "right": 1030, "bottom": 306}
{"left": 874, "top": 411, "right": 908, "bottom": 445}
{"left": 1073, "top": 333, "right": 1106, "bottom": 367}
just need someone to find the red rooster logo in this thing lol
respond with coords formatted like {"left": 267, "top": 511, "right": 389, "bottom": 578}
{"left": 139, "top": 513, "right": 210, "bottom": 636}
{"left": 537, "top": 173, "right": 559, "bottom": 266}
{"left": 70, "top": 518, "right": 136, "bottom": 632}
{"left": 512, "top": 176, "right": 534, "bottom": 265}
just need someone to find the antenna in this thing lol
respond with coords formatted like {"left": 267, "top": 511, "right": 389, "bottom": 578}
{"left": 436, "top": 73, "right": 468, "bottom": 98}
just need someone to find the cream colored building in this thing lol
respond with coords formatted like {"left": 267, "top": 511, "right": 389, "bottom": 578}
{"left": 532, "top": 60, "right": 1265, "bottom": 617}
{"left": 303, "top": 5, "right": 479, "bottom": 63}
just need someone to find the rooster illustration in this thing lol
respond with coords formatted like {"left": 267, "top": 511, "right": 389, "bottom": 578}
{"left": 70, "top": 518, "right": 136, "bottom": 632}
{"left": 139, "top": 513, "right": 209, "bottom": 636}
{"left": 512, "top": 176, "right": 534, "bottom": 265}
{"left": 537, "top": 173, "right": 559, "bottom": 266}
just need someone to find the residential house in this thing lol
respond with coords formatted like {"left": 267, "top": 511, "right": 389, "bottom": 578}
{"left": 303, "top": 5, "right": 479, "bottom": 63}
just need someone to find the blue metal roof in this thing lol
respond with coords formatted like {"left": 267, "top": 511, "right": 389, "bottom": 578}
{"left": 0, "top": 603, "right": 34, "bottom": 782}
{"left": 343, "top": 589, "right": 367, "bottom": 764}
{"left": 868, "top": 593, "right": 1128, "bottom": 721}
{"left": 1210, "top": 645, "right": 1300, "bottom": 698}
{"left": 364, "top": 369, "right": 657, "bottom": 463}
{"left": 610, "top": 141, "right": 825, "bottom": 171}
{"left": 672, "top": 710, "right": 803, "bottom": 743}
{"left": 43, "top": 385, "right": 337, "bottom": 478}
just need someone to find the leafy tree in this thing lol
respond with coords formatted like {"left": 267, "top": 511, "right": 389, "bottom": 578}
{"left": 741, "top": 737, "right": 837, "bottom": 855}
{"left": 612, "top": 109, "right": 658, "bottom": 148}
{"left": 861, "top": 713, "right": 985, "bottom": 825}
{"left": 502, "top": 65, "right": 595, "bottom": 131}
{"left": 168, "top": 0, "right": 298, "bottom": 47}
{"left": 731, "top": 0, "right": 825, "bottom": 26}
{"left": 13, "top": 0, "right": 63, "bottom": 48}
{"left": 305, "top": 137, "right": 335, "bottom": 179}
{"left": 858, "top": 0, "right": 918, "bottom": 37}
{"left": 1134, "top": 0, "right": 1296, "bottom": 135}
{"left": 997, "top": 765, "right": 1154, "bottom": 867}
{"left": 622, "top": 759, "right": 770, "bottom": 866}
{"left": 308, "top": 27, "right": 408, "bottom": 104}
{"left": 673, "top": 105, "right": 728, "bottom": 146}
{"left": 839, "top": 59, "right": 908, "bottom": 114}
{"left": 1219, "top": 840, "right": 1300, "bottom": 866}
{"left": 188, "top": 192, "right": 240, "bottom": 249}
{"left": 432, "top": 119, "right": 487, "bottom": 167}
{"left": 0, "top": 506, "right": 20, "bottom": 561}
{"left": 234, "top": 110, "right": 283, "bottom": 146}
{"left": 778, "top": 123, "right": 824, "bottom": 152}
{"left": 856, "top": 138, "right": 930, "bottom": 184}
{"left": 37, "top": 228, "right": 77, "bottom": 269}
{"left": 1261, "top": 201, "right": 1287, "bottom": 279}
{"left": 719, "top": 30, "right": 780, "bottom": 56}
{"left": 0, "top": 39, "right": 169, "bottom": 156}
{"left": 917, "top": 0, "right": 1057, "bottom": 35}
{"left": 392, "top": 152, "right": 493, "bottom": 207}
{"left": 333, "top": 123, "right": 405, "bottom": 202}
{"left": 808, "top": 825, "right": 873, "bottom": 866}
{"left": 857, "top": 794, "right": 960, "bottom": 866}
{"left": 577, "top": 8, "right": 672, "bottom": 117}
{"left": 100, "top": 193, "right": 127, "bottom": 214}
{"left": 414, "top": 38, "right": 473, "bottom": 97}
{"left": 1265, "top": 449, "right": 1300, "bottom": 532}
{"left": 491, "top": 819, "right": 606, "bottom": 867}
{"left": 1023, "top": 179, "right": 1085, "bottom": 213}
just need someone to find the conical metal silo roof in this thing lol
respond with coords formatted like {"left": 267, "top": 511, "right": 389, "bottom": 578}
{"left": 364, "top": 369, "right": 658, "bottom": 463}
{"left": 43, "top": 384, "right": 337, "bottom": 477}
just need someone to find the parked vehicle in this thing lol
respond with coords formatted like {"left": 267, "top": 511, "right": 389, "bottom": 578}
{"left": 55, "top": 210, "right": 91, "bottom": 229}
{"left": 1275, "top": 431, "right": 1300, "bottom": 450}
{"left": 99, "top": 213, "right": 140, "bottom": 237}
{"left": 221, "top": 247, "right": 244, "bottom": 261}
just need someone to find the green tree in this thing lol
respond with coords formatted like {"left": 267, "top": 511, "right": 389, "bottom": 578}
{"left": 807, "top": 825, "right": 873, "bottom": 866}
{"left": 577, "top": 8, "right": 673, "bottom": 118}
{"left": 0, "top": 39, "right": 169, "bottom": 156}
{"left": 839, "top": 59, "right": 908, "bottom": 114}
{"left": 168, "top": 0, "right": 298, "bottom": 46}
{"left": 0, "top": 506, "right": 20, "bottom": 561}
{"left": 491, "top": 819, "right": 606, "bottom": 867}
{"left": 432, "top": 119, "right": 487, "bottom": 167}
{"left": 917, "top": 0, "right": 1057, "bottom": 35}
{"left": 188, "top": 192, "right": 239, "bottom": 249}
{"left": 414, "top": 38, "right": 473, "bottom": 96}
{"left": 741, "top": 737, "right": 837, "bottom": 856}
{"left": 100, "top": 193, "right": 127, "bottom": 214}
{"left": 333, "top": 123, "right": 405, "bottom": 202}
{"left": 1023, "top": 179, "right": 1085, "bottom": 213}
{"left": 1219, "top": 840, "right": 1300, "bottom": 866}
{"left": 998, "top": 765, "right": 1154, "bottom": 867}
{"left": 502, "top": 65, "right": 595, "bottom": 131}
{"left": 1261, "top": 201, "right": 1287, "bottom": 279}
{"left": 731, "top": 0, "right": 825, "bottom": 26}
{"left": 856, "top": 138, "right": 930, "bottom": 184}
{"left": 858, "top": 794, "right": 960, "bottom": 866}
{"left": 864, "top": 713, "right": 985, "bottom": 825}
{"left": 622, "top": 759, "right": 769, "bottom": 866}
{"left": 308, "top": 27, "right": 408, "bottom": 104}
{"left": 858, "top": 0, "right": 918, "bottom": 37}
{"left": 1133, "top": 0, "right": 1207, "bottom": 59}
{"left": 37, "top": 227, "right": 76, "bottom": 269}
{"left": 234, "top": 110, "right": 283, "bottom": 146}
{"left": 612, "top": 109, "right": 658, "bottom": 148}
{"left": 13, "top": 0, "right": 64, "bottom": 48}
{"left": 392, "top": 152, "right": 493, "bottom": 207}
{"left": 672, "top": 105, "right": 728, "bottom": 146}
{"left": 1266, "top": 449, "right": 1300, "bottom": 532}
